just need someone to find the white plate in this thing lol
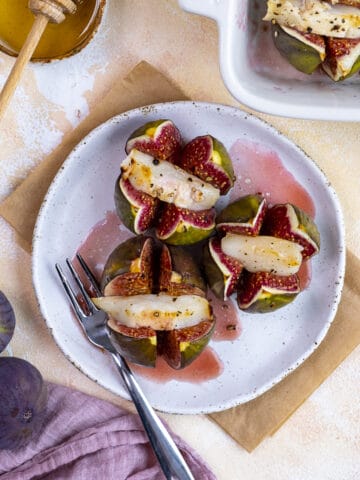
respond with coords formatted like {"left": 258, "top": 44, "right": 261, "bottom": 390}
{"left": 179, "top": 0, "right": 360, "bottom": 121}
{"left": 32, "top": 102, "right": 345, "bottom": 414}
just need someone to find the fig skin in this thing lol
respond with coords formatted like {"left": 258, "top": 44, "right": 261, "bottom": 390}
{"left": 272, "top": 23, "right": 326, "bottom": 74}
{"left": 178, "top": 135, "right": 235, "bottom": 195}
{"left": 237, "top": 270, "right": 300, "bottom": 313}
{"left": 155, "top": 203, "right": 216, "bottom": 246}
{"left": 216, "top": 194, "right": 267, "bottom": 236}
{"left": 0, "top": 291, "right": 16, "bottom": 354}
{"left": 158, "top": 320, "right": 215, "bottom": 369}
{"left": 114, "top": 175, "right": 159, "bottom": 235}
{"left": 202, "top": 237, "right": 243, "bottom": 300}
{"left": 125, "top": 119, "right": 182, "bottom": 161}
{"left": 109, "top": 323, "right": 157, "bottom": 368}
{"left": 159, "top": 244, "right": 207, "bottom": 297}
{"left": 101, "top": 236, "right": 155, "bottom": 296}
{"left": 262, "top": 203, "right": 320, "bottom": 259}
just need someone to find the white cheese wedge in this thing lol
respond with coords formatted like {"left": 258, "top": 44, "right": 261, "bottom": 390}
{"left": 264, "top": 0, "right": 360, "bottom": 38}
{"left": 120, "top": 149, "right": 220, "bottom": 211}
{"left": 92, "top": 293, "right": 211, "bottom": 330}
{"left": 221, "top": 234, "right": 303, "bottom": 276}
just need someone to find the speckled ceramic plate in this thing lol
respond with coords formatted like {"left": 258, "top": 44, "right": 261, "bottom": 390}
{"left": 32, "top": 102, "right": 345, "bottom": 414}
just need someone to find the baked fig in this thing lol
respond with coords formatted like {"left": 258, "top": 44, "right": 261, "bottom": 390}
{"left": 159, "top": 244, "right": 207, "bottom": 297}
{"left": 216, "top": 194, "right": 267, "bottom": 236}
{"left": 100, "top": 236, "right": 155, "bottom": 295}
{"left": 125, "top": 119, "right": 182, "bottom": 160}
{"left": 237, "top": 271, "right": 300, "bottom": 313}
{"left": 221, "top": 233, "right": 304, "bottom": 276}
{"left": 178, "top": 135, "right": 235, "bottom": 194}
{"left": 322, "top": 37, "right": 360, "bottom": 81}
{"left": 0, "top": 291, "right": 15, "bottom": 354}
{"left": 202, "top": 237, "right": 243, "bottom": 300}
{"left": 271, "top": 23, "right": 326, "bottom": 74}
{"left": 121, "top": 149, "right": 220, "bottom": 211}
{"left": 155, "top": 203, "right": 216, "bottom": 245}
{"left": 262, "top": 203, "right": 320, "bottom": 259}
{"left": 114, "top": 176, "right": 159, "bottom": 234}
{"left": 158, "top": 320, "right": 215, "bottom": 369}
{"left": 0, "top": 357, "right": 48, "bottom": 450}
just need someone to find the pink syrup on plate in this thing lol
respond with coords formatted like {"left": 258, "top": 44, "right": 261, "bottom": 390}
{"left": 76, "top": 139, "right": 315, "bottom": 383}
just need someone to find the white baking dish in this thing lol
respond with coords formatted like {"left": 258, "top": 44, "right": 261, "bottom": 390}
{"left": 178, "top": 0, "right": 360, "bottom": 121}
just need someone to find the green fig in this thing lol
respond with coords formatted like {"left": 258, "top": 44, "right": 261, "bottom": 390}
{"left": 323, "top": 37, "right": 360, "bottom": 81}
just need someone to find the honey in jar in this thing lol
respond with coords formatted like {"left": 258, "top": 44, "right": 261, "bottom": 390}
{"left": 0, "top": 0, "right": 105, "bottom": 61}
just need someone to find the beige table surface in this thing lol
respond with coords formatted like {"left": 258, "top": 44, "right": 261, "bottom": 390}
{"left": 0, "top": 1, "right": 359, "bottom": 478}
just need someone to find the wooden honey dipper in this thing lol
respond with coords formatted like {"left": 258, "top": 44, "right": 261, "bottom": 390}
{"left": 0, "top": 0, "right": 80, "bottom": 122}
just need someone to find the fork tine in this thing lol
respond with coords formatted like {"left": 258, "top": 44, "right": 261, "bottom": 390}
{"left": 76, "top": 253, "right": 102, "bottom": 297}
{"left": 65, "top": 258, "right": 95, "bottom": 313}
{"left": 55, "top": 263, "right": 86, "bottom": 321}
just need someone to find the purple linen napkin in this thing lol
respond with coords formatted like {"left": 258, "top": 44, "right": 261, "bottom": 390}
{"left": 0, "top": 383, "right": 216, "bottom": 479}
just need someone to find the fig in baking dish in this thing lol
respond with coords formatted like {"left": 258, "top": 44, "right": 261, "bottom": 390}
{"left": 322, "top": 36, "right": 360, "bottom": 81}
{"left": 96, "top": 237, "right": 214, "bottom": 369}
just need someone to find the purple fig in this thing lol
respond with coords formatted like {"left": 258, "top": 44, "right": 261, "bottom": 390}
{"left": 237, "top": 271, "right": 300, "bottom": 313}
{"left": 0, "top": 291, "right": 15, "bottom": 354}
{"left": 262, "top": 203, "right": 320, "bottom": 259}
{"left": 159, "top": 244, "right": 207, "bottom": 297}
{"left": 178, "top": 135, "right": 235, "bottom": 194}
{"left": 216, "top": 194, "right": 267, "bottom": 236}
{"left": 202, "top": 236, "right": 243, "bottom": 300}
{"left": 155, "top": 203, "right": 215, "bottom": 245}
{"left": 101, "top": 236, "right": 155, "bottom": 296}
{"left": 115, "top": 175, "right": 159, "bottom": 235}
{"left": 125, "top": 119, "right": 182, "bottom": 160}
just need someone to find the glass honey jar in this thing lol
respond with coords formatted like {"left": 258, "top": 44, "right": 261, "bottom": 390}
{"left": 0, "top": 0, "right": 105, "bottom": 61}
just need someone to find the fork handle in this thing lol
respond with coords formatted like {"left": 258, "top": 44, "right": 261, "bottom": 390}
{"left": 111, "top": 352, "right": 195, "bottom": 480}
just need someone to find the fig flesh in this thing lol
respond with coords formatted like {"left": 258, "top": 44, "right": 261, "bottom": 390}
{"left": 237, "top": 271, "right": 300, "bottom": 313}
{"left": 178, "top": 135, "right": 235, "bottom": 194}
{"left": 126, "top": 119, "right": 182, "bottom": 161}
{"left": 216, "top": 194, "right": 267, "bottom": 236}
{"left": 101, "top": 236, "right": 154, "bottom": 296}
{"left": 0, "top": 291, "right": 15, "bottom": 354}
{"left": 323, "top": 36, "right": 360, "bottom": 81}
{"left": 0, "top": 357, "right": 47, "bottom": 450}
{"left": 121, "top": 149, "right": 220, "bottom": 211}
{"left": 155, "top": 203, "right": 215, "bottom": 245}
{"left": 272, "top": 24, "right": 326, "bottom": 74}
{"left": 159, "top": 244, "right": 207, "bottom": 297}
{"left": 221, "top": 233, "right": 304, "bottom": 276}
{"left": 202, "top": 237, "right": 243, "bottom": 300}
{"left": 115, "top": 176, "right": 159, "bottom": 234}
{"left": 262, "top": 203, "right": 320, "bottom": 259}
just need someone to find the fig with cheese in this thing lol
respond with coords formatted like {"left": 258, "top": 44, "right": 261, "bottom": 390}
{"left": 125, "top": 119, "right": 182, "bottom": 161}
{"left": 323, "top": 36, "right": 360, "bottom": 81}
{"left": 178, "top": 135, "right": 235, "bottom": 194}
{"left": 237, "top": 271, "right": 300, "bottom": 313}
{"left": 262, "top": 203, "right": 320, "bottom": 259}
{"left": 216, "top": 194, "right": 267, "bottom": 236}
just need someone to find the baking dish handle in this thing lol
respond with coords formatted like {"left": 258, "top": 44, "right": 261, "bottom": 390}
{"left": 178, "top": 0, "right": 228, "bottom": 21}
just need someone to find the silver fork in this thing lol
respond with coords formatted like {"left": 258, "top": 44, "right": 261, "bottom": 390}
{"left": 55, "top": 255, "right": 195, "bottom": 480}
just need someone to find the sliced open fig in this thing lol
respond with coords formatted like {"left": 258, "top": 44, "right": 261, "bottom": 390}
{"left": 155, "top": 203, "right": 215, "bottom": 245}
{"left": 108, "top": 321, "right": 157, "bottom": 367}
{"left": 121, "top": 149, "right": 220, "bottom": 211}
{"left": 271, "top": 23, "right": 326, "bottom": 74}
{"left": 178, "top": 135, "right": 235, "bottom": 194}
{"left": 114, "top": 175, "right": 159, "bottom": 234}
{"left": 216, "top": 194, "right": 267, "bottom": 236}
{"left": 100, "top": 236, "right": 155, "bottom": 295}
{"left": 323, "top": 37, "right": 360, "bottom": 81}
{"left": 159, "top": 244, "right": 207, "bottom": 297}
{"left": 125, "top": 119, "right": 182, "bottom": 160}
{"left": 158, "top": 320, "right": 215, "bottom": 369}
{"left": 237, "top": 270, "right": 300, "bottom": 313}
{"left": 262, "top": 203, "right": 320, "bottom": 259}
{"left": 202, "top": 237, "right": 243, "bottom": 300}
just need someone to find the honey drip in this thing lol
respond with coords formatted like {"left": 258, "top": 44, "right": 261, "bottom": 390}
{"left": 0, "top": 0, "right": 101, "bottom": 60}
